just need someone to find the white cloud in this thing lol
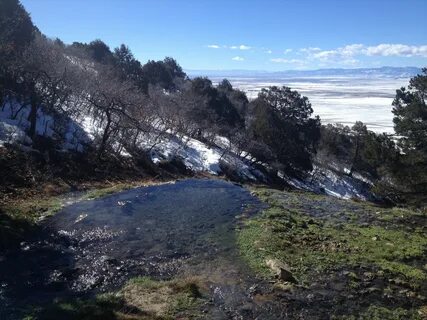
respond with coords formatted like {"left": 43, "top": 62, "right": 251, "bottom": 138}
{"left": 266, "top": 49, "right": 272, "bottom": 54}
{"left": 311, "top": 44, "right": 365, "bottom": 61}
{"left": 301, "top": 43, "right": 427, "bottom": 61}
{"left": 283, "top": 49, "right": 293, "bottom": 54}
{"left": 270, "top": 58, "right": 288, "bottom": 63}
{"left": 206, "top": 44, "right": 252, "bottom": 50}
{"left": 230, "top": 44, "right": 251, "bottom": 50}
{"left": 365, "top": 44, "right": 427, "bottom": 57}
{"left": 232, "top": 56, "right": 245, "bottom": 61}
{"left": 270, "top": 58, "right": 306, "bottom": 65}
{"left": 299, "top": 47, "right": 321, "bottom": 54}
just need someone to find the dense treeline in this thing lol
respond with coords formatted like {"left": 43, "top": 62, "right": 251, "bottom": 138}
{"left": 0, "top": 0, "right": 320, "bottom": 177}
{"left": 0, "top": 0, "right": 426, "bottom": 205}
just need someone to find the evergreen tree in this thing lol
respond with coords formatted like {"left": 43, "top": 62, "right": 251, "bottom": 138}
{"left": 113, "top": 44, "right": 143, "bottom": 84}
{"left": 393, "top": 68, "right": 427, "bottom": 152}
{"left": 249, "top": 86, "right": 320, "bottom": 173}
{"left": 391, "top": 68, "right": 427, "bottom": 204}
{"left": 189, "top": 77, "right": 242, "bottom": 131}
{"left": 0, "top": 0, "right": 35, "bottom": 105}
{"left": 87, "top": 39, "right": 113, "bottom": 63}
{"left": 140, "top": 57, "right": 186, "bottom": 93}
{"left": 0, "top": 0, "right": 34, "bottom": 58}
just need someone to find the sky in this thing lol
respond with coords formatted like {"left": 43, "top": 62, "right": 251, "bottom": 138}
{"left": 21, "top": 0, "right": 427, "bottom": 71}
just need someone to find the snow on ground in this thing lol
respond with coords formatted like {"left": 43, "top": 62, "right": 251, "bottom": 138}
{"left": 286, "top": 164, "right": 374, "bottom": 200}
{"left": 0, "top": 100, "right": 89, "bottom": 151}
{"left": 0, "top": 99, "right": 261, "bottom": 181}
{"left": 0, "top": 120, "right": 31, "bottom": 146}
{"left": 140, "top": 132, "right": 261, "bottom": 181}
{"left": 1, "top": 100, "right": 375, "bottom": 198}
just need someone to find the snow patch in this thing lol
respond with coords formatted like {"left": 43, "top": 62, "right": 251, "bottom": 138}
{"left": 143, "top": 133, "right": 260, "bottom": 181}
{"left": 0, "top": 100, "right": 89, "bottom": 151}
{"left": 286, "top": 164, "right": 374, "bottom": 200}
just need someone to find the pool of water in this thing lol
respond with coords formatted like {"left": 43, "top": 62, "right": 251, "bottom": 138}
{"left": 0, "top": 179, "right": 263, "bottom": 318}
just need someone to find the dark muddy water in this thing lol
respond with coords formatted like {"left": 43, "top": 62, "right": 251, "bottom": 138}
{"left": 0, "top": 179, "right": 265, "bottom": 319}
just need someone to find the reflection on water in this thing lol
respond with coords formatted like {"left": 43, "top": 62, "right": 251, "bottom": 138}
{"left": 0, "top": 179, "right": 262, "bottom": 319}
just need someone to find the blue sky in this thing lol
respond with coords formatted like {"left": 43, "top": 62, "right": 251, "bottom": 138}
{"left": 21, "top": 0, "right": 427, "bottom": 71}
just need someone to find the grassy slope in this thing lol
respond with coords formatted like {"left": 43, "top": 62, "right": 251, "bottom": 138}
{"left": 0, "top": 196, "right": 62, "bottom": 251}
{"left": 237, "top": 187, "right": 427, "bottom": 319}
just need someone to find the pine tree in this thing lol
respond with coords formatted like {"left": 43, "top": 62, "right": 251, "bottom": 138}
{"left": 391, "top": 68, "right": 427, "bottom": 204}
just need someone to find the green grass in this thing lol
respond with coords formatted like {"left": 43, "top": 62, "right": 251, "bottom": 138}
{"left": 25, "top": 277, "right": 205, "bottom": 320}
{"left": 3, "top": 197, "right": 62, "bottom": 220}
{"left": 0, "top": 197, "right": 62, "bottom": 250}
{"left": 239, "top": 188, "right": 427, "bottom": 287}
{"left": 83, "top": 183, "right": 136, "bottom": 200}
{"left": 237, "top": 187, "right": 427, "bottom": 319}
{"left": 237, "top": 187, "right": 427, "bottom": 320}
{"left": 125, "top": 276, "right": 203, "bottom": 318}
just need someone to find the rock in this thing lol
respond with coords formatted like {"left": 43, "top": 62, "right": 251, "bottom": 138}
{"left": 362, "top": 287, "right": 381, "bottom": 294}
{"left": 273, "top": 282, "right": 294, "bottom": 291}
{"left": 248, "top": 284, "right": 258, "bottom": 295}
{"left": 265, "top": 258, "right": 297, "bottom": 283}
{"left": 306, "top": 293, "right": 315, "bottom": 300}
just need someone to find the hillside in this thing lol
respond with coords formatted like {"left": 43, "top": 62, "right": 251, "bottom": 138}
{"left": 1, "top": 1, "right": 427, "bottom": 319}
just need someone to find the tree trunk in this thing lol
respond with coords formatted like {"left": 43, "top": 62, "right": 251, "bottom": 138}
{"left": 28, "top": 96, "right": 38, "bottom": 140}
{"left": 349, "top": 136, "right": 360, "bottom": 177}
{"left": 98, "top": 111, "right": 112, "bottom": 159}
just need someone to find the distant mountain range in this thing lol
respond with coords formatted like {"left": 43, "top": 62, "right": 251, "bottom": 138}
{"left": 187, "top": 67, "right": 422, "bottom": 78}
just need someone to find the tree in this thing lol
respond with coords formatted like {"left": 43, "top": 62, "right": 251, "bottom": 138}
{"left": 248, "top": 86, "right": 320, "bottom": 174}
{"left": 0, "top": 0, "right": 35, "bottom": 107}
{"left": 163, "top": 57, "right": 186, "bottom": 79}
{"left": 391, "top": 68, "right": 427, "bottom": 204}
{"left": 217, "top": 79, "right": 249, "bottom": 119}
{"left": 113, "top": 44, "right": 143, "bottom": 84}
{"left": 217, "top": 79, "right": 233, "bottom": 92}
{"left": 258, "top": 86, "right": 313, "bottom": 122}
{"left": 0, "top": 0, "right": 34, "bottom": 59}
{"left": 189, "top": 77, "right": 243, "bottom": 134}
{"left": 21, "top": 35, "right": 79, "bottom": 139}
{"left": 393, "top": 68, "right": 427, "bottom": 153}
{"left": 79, "top": 63, "right": 146, "bottom": 159}
{"left": 348, "top": 121, "right": 368, "bottom": 176}
{"left": 140, "top": 57, "right": 186, "bottom": 93}
{"left": 83, "top": 40, "right": 115, "bottom": 64}
{"left": 0, "top": 30, "right": 79, "bottom": 141}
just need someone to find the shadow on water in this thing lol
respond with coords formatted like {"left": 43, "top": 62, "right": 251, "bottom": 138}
{"left": 0, "top": 179, "right": 265, "bottom": 319}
